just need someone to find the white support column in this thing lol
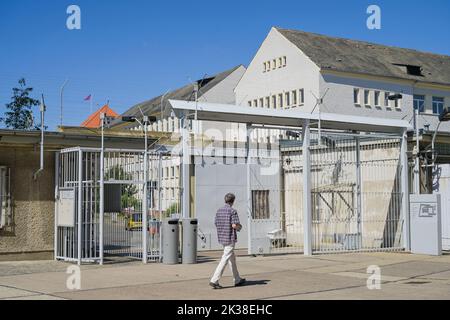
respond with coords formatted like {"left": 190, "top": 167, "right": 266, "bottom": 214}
{"left": 302, "top": 120, "right": 312, "bottom": 256}
{"left": 246, "top": 124, "right": 252, "bottom": 255}
{"left": 181, "top": 117, "right": 190, "bottom": 219}
{"left": 77, "top": 150, "right": 83, "bottom": 265}
{"left": 401, "top": 129, "right": 411, "bottom": 251}
{"left": 54, "top": 152, "right": 59, "bottom": 261}
{"left": 142, "top": 119, "right": 149, "bottom": 263}
{"left": 99, "top": 116, "right": 105, "bottom": 265}
{"left": 355, "top": 136, "right": 363, "bottom": 249}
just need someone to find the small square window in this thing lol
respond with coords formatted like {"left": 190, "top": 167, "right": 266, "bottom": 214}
{"left": 354, "top": 88, "right": 360, "bottom": 105}
{"left": 384, "top": 92, "right": 390, "bottom": 107}
{"left": 374, "top": 91, "right": 381, "bottom": 106}
{"left": 364, "top": 90, "right": 371, "bottom": 106}
{"left": 414, "top": 95, "right": 425, "bottom": 112}
{"left": 285, "top": 92, "right": 290, "bottom": 106}
{"left": 299, "top": 89, "right": 305, "bottom": 104}
{"left": 292, "top": 90, "right": 297, "bottom": 105}
{"left": 432, "top": 96, "right": 444, "bottom": 115}
{"left": 278, "top": 94, "right": 283, "bottom": 109}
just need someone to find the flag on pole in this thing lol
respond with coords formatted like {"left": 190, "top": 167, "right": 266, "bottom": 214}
{"left": 84, "top": 94, "right": 92, "bottom": 101}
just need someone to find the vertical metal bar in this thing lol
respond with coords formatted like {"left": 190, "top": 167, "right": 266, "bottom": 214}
{"left": 246, "top": 124, "right": 252, "bottom": 255}
{"left": 400, "top": 130, "right": 411, "bottom": 251}
{"left": 302, "top": 120, "right": 312, "bottom": 256}
{"left": 143, "top": 122, "right": 149, "bottom": 263}
{"left": 99, "top": 122, "right": 105, "bottom": 264}
{"left": 54, "top": 152, "right": 59, "bottom": 260}
{"left": 77, "top": 150, "right": 83, "bottom": 265}
{"left": 158, "top": 152, "right": 163, "bottom": 262}
{"left": 355, "top": 137, "right": 362, "bottom": 250}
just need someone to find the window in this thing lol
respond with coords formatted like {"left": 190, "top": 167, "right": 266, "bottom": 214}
{"left": 278, "top": 94, "right": 283, "bottom": 109}
{"left": 263, "top": 62, "right": 267, "bottom": 72}
{"left": 171, "top": 166, "right": 175, "bottom": 178}
{"left": 433, "top": 97, "right": 444, "bottom": 115}
{"left": 278, "top": 57, "right": 282, "bottom": 68}
{"left": 267, "top": 61, "right": 271, "bottom": 70}
{"left": 253, "top": 99, "right": 258, "bottom": 107}
{"left": 272, "top": 95, "right": 277, "bottom": 109}
{"left": 292, "top": 90, "right": 297, "bottom": 105}
{"left": 0, "top": 166, "right": 11, "bottom": 230}
{"left": 364, "top": 90, "right": 371, "bottom": 106}
{"left": 251, "top": 190, "right": 270, "bottom": 219}
{"left": 354, "top": 88, "right": 360, "bottom": 104}
{"left": 299, "top": 89, "right": 305, "bottom": 104}
{"left": 285, "top": 92, "right": 290, "bottom": 107}
{"left": 414, "top": 95, "right": 425, "bottom": 112}
{"left": 265, "top": 97, "right": 270, "bottom": 108}
{"left": 165, "top": 167, "right": 169, "bottom": 179}
{"left": 374, "top": 91, "right": 381, "bottom": 106}
{"left": 171, "top": 188, "right": 175, "bottom": 199}
{"left": 283, "top": 56, "right": 287, "bottom": 66}
{"left": 248, "top": 101, "right": 252, "bottom": 107}
{"left": 384, "top": 92, "right": 390, "bottom": 107}
{"left": 259, "top": 98, "right": 264, "bottom": 108}
{"left": 394, "top": 96, "right": 401, "bottom": 109}
{"left": 272, "top": 59, "right": 276, "bottom": 70}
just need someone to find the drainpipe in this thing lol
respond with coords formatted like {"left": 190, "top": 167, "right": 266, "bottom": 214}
{"left": 33, "top": 95, "right": 46, "bottom": 180}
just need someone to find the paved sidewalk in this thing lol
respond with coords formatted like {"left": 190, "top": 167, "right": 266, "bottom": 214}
{"left": 0, "top": 251, "right": 449, "bottom": 300}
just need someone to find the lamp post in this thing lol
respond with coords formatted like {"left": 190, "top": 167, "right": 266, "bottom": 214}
{"left": 99, "top": 112, "right": 105, "bottom": 265}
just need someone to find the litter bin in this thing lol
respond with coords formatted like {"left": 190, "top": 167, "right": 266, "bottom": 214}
{"left": 162, "top": 218, "right": 179, "bottom": 264}
{"left": 182, "top": 218, "right": 198, "bottom": 264}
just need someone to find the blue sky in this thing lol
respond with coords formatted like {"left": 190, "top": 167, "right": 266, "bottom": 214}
{"left": 1, "top": 0, "right": 449, "bottom": 130}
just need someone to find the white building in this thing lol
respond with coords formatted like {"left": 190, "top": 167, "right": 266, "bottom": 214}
{"left": 235, "top": 27, "right": 450, "bottom": 250}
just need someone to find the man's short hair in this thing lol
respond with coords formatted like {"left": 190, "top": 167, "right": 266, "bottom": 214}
{"left": 224, "top": 193, "right": 236, "bottom": 204}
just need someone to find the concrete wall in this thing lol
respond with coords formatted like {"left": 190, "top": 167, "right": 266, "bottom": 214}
{"left": 0, "top": 147, "right": 55, "bottom": 260}
{"left": 194, "top": 154, "right": 280, "bottom": 251}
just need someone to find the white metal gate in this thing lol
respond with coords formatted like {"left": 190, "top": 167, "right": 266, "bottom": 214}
{"left": 55, "top": 147, "right": 180, "bottom": 264}
{"left": 434, "top": 164, "right": 450, "bottom": 251}
{"left": 247, "top": 128, "right": 406, "bottom": 255}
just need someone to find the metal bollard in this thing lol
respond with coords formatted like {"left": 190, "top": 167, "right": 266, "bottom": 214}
{"left": 162, "top": 218, "right": 179, "bottom": 264}
{"left": 182, "top": 218, "right": 198, "bottom": 264}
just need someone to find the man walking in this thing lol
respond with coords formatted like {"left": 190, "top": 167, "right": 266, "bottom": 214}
{"left": 210, "top": 193, "right": 246, "bottom": 289}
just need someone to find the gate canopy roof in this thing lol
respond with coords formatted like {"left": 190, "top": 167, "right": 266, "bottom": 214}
{"left": 169, "top": 100, "right": 411, "bottom": 135}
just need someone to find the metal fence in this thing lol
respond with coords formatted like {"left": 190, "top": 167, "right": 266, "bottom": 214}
{"left": 55, "top": 147, "right": 181, "bottom": 264}
{"left": 247, "top": 127, "right": 406, "bottom": 255}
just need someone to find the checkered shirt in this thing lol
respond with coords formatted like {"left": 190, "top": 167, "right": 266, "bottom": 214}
{"left": 214, "top": 204, "right": 240, "bottom": 246}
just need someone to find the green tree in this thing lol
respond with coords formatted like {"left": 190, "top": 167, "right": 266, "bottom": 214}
{"left": 1, "top": 78, "right": 39, "bottom": 130}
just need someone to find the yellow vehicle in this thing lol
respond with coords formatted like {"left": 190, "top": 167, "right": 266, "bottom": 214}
{"left": 125, "top": 213, "right": 142, "bottom": 230}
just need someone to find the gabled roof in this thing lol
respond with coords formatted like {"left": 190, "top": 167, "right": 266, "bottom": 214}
{"left": 81, "top": 104, "right": 119, "bottom": 128}
{"left": 276, "top": 27, "right": 450, "bottom": 86}
{"left": 111, "top": 65, "right": 244, "bottom": 128}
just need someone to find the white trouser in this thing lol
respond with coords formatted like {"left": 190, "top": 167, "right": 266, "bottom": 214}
{"left": 210, "top": 244, "right": 242, "bottom": 284}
